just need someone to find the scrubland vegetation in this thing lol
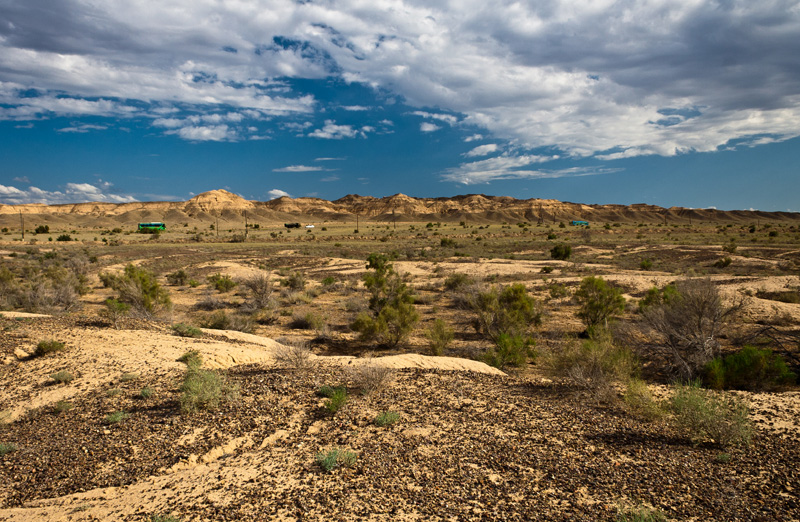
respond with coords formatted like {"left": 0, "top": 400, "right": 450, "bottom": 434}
{"left": 1, "top": 216, "right": 799, "bottom": 520}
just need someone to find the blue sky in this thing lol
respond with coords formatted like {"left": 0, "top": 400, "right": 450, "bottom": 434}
{"left": 1, "top": 1, "right": 800, "bottom": 211}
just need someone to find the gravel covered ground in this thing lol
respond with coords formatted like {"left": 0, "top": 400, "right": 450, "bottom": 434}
{"left": 2, "top": 360, "right": 798, "bottom": 521}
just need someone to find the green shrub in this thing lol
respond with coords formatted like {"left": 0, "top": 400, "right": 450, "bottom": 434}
{"left": 426, "top": 318, "right": 454, "bottom": 355}
{"left": 351, "top": 254, "right": 419, "bottom": 347}
{"left": 34, "top": 339, "right": 65, "bottom": 357}
{"left": 544, "top": 337, "right": 636, "bottom": 403}
{"left": 321, "top": 276, "right": 336, "bottom": 286}
{"left": 100, "top": 298, "right": 130, "bottom": 328}
{"left": 200, "top": 310, "right": 254, "bottom": 333}
{"left": 56, "top": 234, "right": 72, "bottom": 242}
{"left": 481, "top": 333, "right": 533, "bottom": 370}
{"left": 541, "top": 266, "right": 554, "bottom": 274}
{"left": 550, "top": 244, "right": 571, "bottom": 260}
{"left": 639, "top": 258, "right": 653, "bottom": 271}
{"left": 713, "top": 257, "right": 732, "bottom": 268}
{"left": 289, "top": 312, "right": 325, "bottom": 330}
{"left": 172, "top": 323, "right": 203, "bottom": 338}
{"left": 466, "top": 283, "right": 541, "bottom": 342}
{"left": 316, "top": 448, "right": 357, "bottom": 472}
{"left": 374, "top": 411, "right": 400, "bottom": 427}
{"left": 316, "top": 385, "right": 345, "bottom": 398}
{"left": 166, "top": 270, "right": 188, "bottom": 286}
{"left": 638, "top": 284, "right": 679, "bottom": 312}
{"left": 443, "top": 272, "right": 473, "bottom": 292}
{"left": 575, "top": 276, "right": 625, "bottom": 336}
{"left": 548, "top": 283, "right": 568, "bottom": 299}
{"left": 139, "top": 387, "right": 154, "bottom": 399}
{"left": 0, "top": 442, "right": 18, "bottom": 456}
{"left": 178, "top": 350, "right": 203, "bottom": 370}
{"left": 623, "top": 379, "right": 665, "bottom": 421}
{"left": 616, "top": 505, "right": 667, "bottom": 522}
{"left": 100, "top": 264, "right": 171, "bottom": 317}
{"left": 207, "top": 273, "right": 237, "bottom": 293}
{"left": 104, "top": 411, "right": 129, "bottom": 424}
{"left": 281, "top": 272, "right": 307, "bottom": 290}
{"left": 150, "top": 515, "right": 181, "bottom": 522}
{"left": 670, "top": 382, "right": 752, "bottom": 448}
{"left": 323, "top": 387, "right": 347, "bottom": 414}
{"left": 54, "top": 400, "right": 73, "bottom": 413}
{"left": 49, "top": 369, "right": 74, "bottom": 383}
{"left": 440, "top": 237, "right": 457, "bottom": 248}
{"left": 704, "top": 346, "right": 796, "bottom": 391}
{"left": 34, "top": 225, "right": 50, "bottom": 234}
{"left": 120, "top": 372, "right": 139, "bottom": 382}
{"left": 180, "top": 367, "right": 237, "bottom": 414}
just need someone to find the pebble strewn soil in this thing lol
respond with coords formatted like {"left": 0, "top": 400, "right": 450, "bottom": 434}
{"left": 2, "top": 361, "right": 798, "bottom": 521}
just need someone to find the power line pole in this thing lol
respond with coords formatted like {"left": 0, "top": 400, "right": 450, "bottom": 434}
{"left": 19, "top": 211, "right": 24, "bottom": 241}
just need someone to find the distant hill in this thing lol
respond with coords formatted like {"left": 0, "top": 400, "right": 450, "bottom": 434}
{"left": 1, "top": 189, "right": 798, "bottom": 225}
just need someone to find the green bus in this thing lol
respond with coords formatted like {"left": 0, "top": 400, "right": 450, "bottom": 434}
{"left": 138, "top": 222, "right": 166, "bottom": 232}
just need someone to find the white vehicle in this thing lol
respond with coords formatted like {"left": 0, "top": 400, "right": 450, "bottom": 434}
{"left": 305, "top": 224, "right": 315, "bottom": 228}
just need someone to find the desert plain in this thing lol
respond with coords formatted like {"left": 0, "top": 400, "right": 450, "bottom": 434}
{"left": 0, "top": 190, "right": 799, "bottom": 521}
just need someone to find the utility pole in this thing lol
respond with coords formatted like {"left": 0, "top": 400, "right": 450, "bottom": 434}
{"left": 19, "top": 211, "right": 24, "bottom": 241}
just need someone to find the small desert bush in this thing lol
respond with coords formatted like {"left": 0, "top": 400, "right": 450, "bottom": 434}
{"left": 616, "top": 505, "right": 667, "bottom": 522}
{"left": 100, "top": 264, "right": 171, "bottom": 317}
{"left": 172, "top": 323, "right": 203, "bottom": 338}
{"left": 550, "top": 243, "right": 571, "bottom": 260}
{"left": 704, "top": 346, "right": 796, "bottom": 391}
{"left": 178, "top": 350, "right": 203, "bottom": 370}
{"left": 281, "top": 271, "right": 307, "bottom": 290}
{"left": 425, "top": 318, "right": 454, "bottom": 355}
{"left": 34, "top": 339, "right": 65, "bottom": 357}
{"left": 120, "top": 372, "right": 139, "bottom": 382}
{"left": 548, "top": 283, "right": 569, "bottom": 300}
{"left": 443, "top": 272, "right": 473, "bottom": 292}
{"left": 0, "top": 442, "right": 18, "bottom": 456}
{"left": 180, "top": 367, "right": 238, "bottom": 414}
{"left": 465, "top": 283, "right": 541, "bottom": 342}
{"left": 139, "top": 387, "right": 154, "bottom": 399}
{"left": 323, "top": 387, "right": 348, "bottom": 414}
{"left": 670, "top": 382, "right": 753, "bottom": 448}
{"left": 54, "top": 400, "right": 74, "bottom": 413}
{"left": 351, "top": 254, "right": 419, "bottom": 347}
{"left": 194, "top": 295, "right": 227, "bottom": 311}
{"left": 316, "top": 448, "right": 357, "bottom": 472}
{"left": 713, "top": 257, "right": 732, "bottom": 269}
{"left": 150, "top": 515, "right": 181, "bottom": 522}
{"left": 240, "top": 273, "right": 277, "bottom": 311}
{"left": 349, "top": 363, "right": 393, "bottom": 395}
{"left": 200, "top": 310, "right": 254, "bottom": 333}
{"left": 374, "top": 411, "right": 401, "bottom": 427}
{"left": 289, "top": 312, "right": 325, "bottom": 330}
{"left": 623, "top": 379, "right": 666, "bottom": 421}
{"left": 104, "top": 411, "right": 129, "bottom": 425}
{"left": 274, "top": 339, "right": 316, "bottom": 371}
{"left": 544, "top": 337, "right": 636, "bottom": 403}
{"left": 575, "top": 276, "right": 625, "bottom": 336}
{"left": 207, "top": 273, "right": 237, "bottom": 293}
{"left": 100, "top": 298, "right": 130, "bottom": 328}
{"left": 316, "top": 385, "right": 345, "bottom": 398}
{"left": 481, "top": 333, "right": 534, "bottom": 370}
{"left": 640, "top": 279, "right": 740, "bottom": 380}
{"left": 166, "top": 269, "right": 188, "bottom": 286}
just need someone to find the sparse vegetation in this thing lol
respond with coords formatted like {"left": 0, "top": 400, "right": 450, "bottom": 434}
{"left": 669, "top": 382, "right": 753, "bottom": 448}
{"left": 704, "top": 346, "right": 796, "bottom": 391}
{"left": 35, "top": 339, "right": 66, "bottom": 357}
{"left": 274, "top": 339, "right": 316, "bottom": 371}
{"left": 104, "top": 411, "right": 129, "bottom": 424}
{"left": 172, "top": 323, "right": 203, "bottom": 338}
{"left": 550, "top": 243, "right": 572, "bottom": 260}
{"left": 425, "top": 318, "right": 454, "bottom": 355}
{"left": 575, "top": 276, "right": 625, "bottom": 336}
{"left": 316, "top": 448, "right": 357, "bottom": 472}
{"left": 207, "top": 273, "right": 237, "bottom": 293}
{"left": 50, "top": 370, "right": 74, "bottom": 384}
{"left": 464, "top": 283, "right": 541, "bottom": 343}
{"left": 322, "top": 386, "right": 347, "bottom": 413}
{"left": 180, "top": 366, "right": 238, "bottom": 414}
{"left": 349, "top": 363, "right": 393, "bottom": 394}
{"left": 100, "top": 264, "right": 171, "bottom": 317}
{"left": 374, "top": 411, "right": 400, "bottom": 427}
{"left": 351, "top": 253, "right": 419, "bottom": 347}
{"left": 640, "top": 279, "right": 740, "bottom": 380}
{"left": 0, "top": 442, "right": 18, "bottom": 456}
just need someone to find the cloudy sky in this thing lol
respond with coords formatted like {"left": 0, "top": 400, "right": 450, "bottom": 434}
{"left": 1, "top": 0, "right": 799, "bottom": 210}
